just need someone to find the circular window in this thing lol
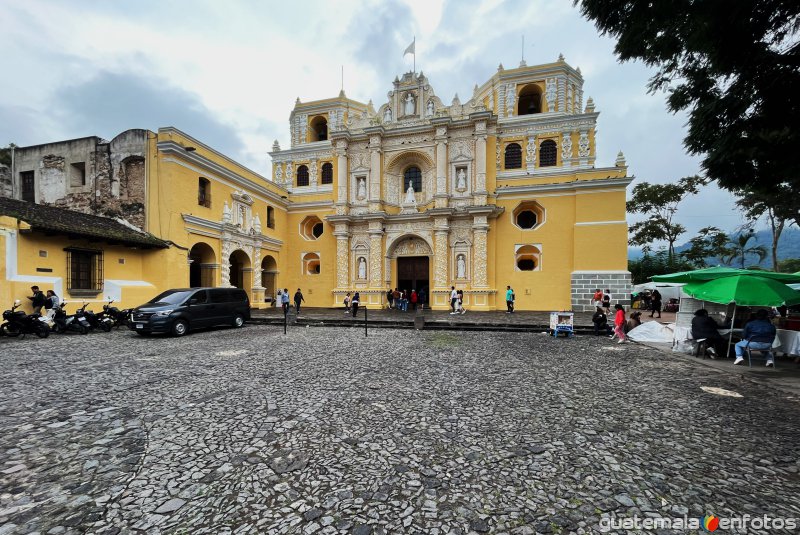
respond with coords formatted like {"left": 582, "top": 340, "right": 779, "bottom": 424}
{"left": 516, "top": 210, "right": 537, "bottom": 229}
{"left": 312, "top": 223, "right": 323, "bottom": 238}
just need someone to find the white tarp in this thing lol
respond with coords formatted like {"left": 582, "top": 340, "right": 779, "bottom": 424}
{"left": 632, "top": 282, "right": 684, "bottom": 301}
{"left": 627, "top": 321, "right": 675, "bottom": 343}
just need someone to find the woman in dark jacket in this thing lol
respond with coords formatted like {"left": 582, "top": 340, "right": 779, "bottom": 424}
{"left": 649, "top": 289, "right": 662, "bottom": 318}
{"left": 691, "top": 309, "right": 725, "bottom": 357}
{"left": 592, "top": 306, "right": 612, "bottom": 336}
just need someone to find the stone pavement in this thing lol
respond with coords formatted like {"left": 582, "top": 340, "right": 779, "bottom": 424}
{"left": 1, "top": 326, "right": 799, "bottom": 534}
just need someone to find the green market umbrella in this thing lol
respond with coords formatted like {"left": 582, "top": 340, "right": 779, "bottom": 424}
{"left": 653, "top": 266, "right": 800, "bottom": 284}
{"left": 683, "top": 275, "right": 800, "bottom": 306}
{"left": 683, "top": 275, "right": 800, "bottom": 357}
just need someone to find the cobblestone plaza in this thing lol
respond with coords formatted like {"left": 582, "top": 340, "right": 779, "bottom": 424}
{"left": 1, "top": 327, "right": 799, "bottom": 534}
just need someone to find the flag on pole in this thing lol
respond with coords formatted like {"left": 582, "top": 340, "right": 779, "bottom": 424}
{"left": 403, "top": 38, "right": 415, "bottom": 57}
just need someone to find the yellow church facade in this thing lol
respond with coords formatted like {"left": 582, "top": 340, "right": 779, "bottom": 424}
{"left": 0, "top": 58, "right": 631, "bottom": 312}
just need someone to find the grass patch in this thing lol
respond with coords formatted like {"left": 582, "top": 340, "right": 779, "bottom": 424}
{"left": 429, "top": 333, "right": 461, "bottom": 349}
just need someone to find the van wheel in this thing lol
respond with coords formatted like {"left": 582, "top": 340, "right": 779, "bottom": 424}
{"left": 172, "top": 319, "right": 189, "bottom": 337}
{"left": 232, "top": 314, "right": 245, "bottom": 328}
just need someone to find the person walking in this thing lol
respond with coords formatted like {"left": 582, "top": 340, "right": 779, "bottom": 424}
{"left": 610, "top": 303, "right": 627, "bottom": 344}
{"left": 293, "top": 288, "right": 305, "bottom": 315}
{"left": 386, "top": 288, "right": 394, "bottom": 309}
{"left": 649, "top": 289, "right": 662, "bottom": 318}
{"left": 505, "top": 285, "right": 515, "bottom": 313}
{"left": 591, "top": 288, "right": 603, "bottom": 308}
{"left": 602, "top": 290, "right": 612, "bottom": 314}
{"left": 343, "top": 292, "right": 351, "bottom": 315}
{"left": 450, "top": 286, "right": 458, "bottom": 314}
{"left": 457, "top": 289, "right": 466, "bottom": 315}
{"left": 281, "top": 288, "right": 290, "bottom": 314}
{"left": 351, "top": 291, "right": 360, "bottom": 317}
{"left": 392, "top": 288, "right": 401, "bottom": 311}
{"left": 418, "top": 288, "right": 427, "bottom": 310}
{"left": 410, "top": 289, "right": 418, "bottom": 311}
{"left": 28, "top": 285, "right": 46, "bottom": 315}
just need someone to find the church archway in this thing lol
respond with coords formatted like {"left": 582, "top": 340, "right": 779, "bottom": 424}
{"left": 229, "top": 249, "right": 252, "bottom": 290}
{"left": 387, "top": 235, "right": 433, "bottom": 296}
{"left": 261, "top": 255, "right": 278, "bottom": 300}
{"left": 189, "top": 242, "right": 216, "bottom": 287}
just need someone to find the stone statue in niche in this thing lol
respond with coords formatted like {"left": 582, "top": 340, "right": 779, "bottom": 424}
{"left": 404, "top": 93, "right": 415, "bottom": 116}
{"left": 456, "top": 168, "right": 467, "bottom": 191}
{"left": 426, "top": 99, "right": 434, "bottom": 116}
{"left": 405, "top": 181, "right": 416, "bottom": 204}
{"left": 358, "top": 257, "right": 367, "bottom": 280}
{"left": 357, "top": 177, "right": 366, "bottom": 200}
{"left": 457, "top": 254, "right": 466, "bottom": 279}
{"left": 383, "top": 106, "right": 392, "bottom": 123}
{"left": 238, "top": 206, "right": 246, "bottom": 228}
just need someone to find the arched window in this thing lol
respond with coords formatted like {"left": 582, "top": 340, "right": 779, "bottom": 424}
{"left": 504, "top": 143, "right": 522, "bottom": 169}
{"left": 518, "top": 84, "right": 543, "bottom": 115}
{"left": 515, "top": 245, "right": 541, "bottom": 271}
{"left": 539, "top": 140, "right": 557, "bottom": 167}
{"left": 303, "top": 252, "right": 320, "bottom": 274}
{"left": 198, "top": 178, "right": 211, "bottom": 207}
{"left": 309, "top": 116, "right": 328, "bottom": 142}
{"left": 267, "top": 206, "right": 275, "bottom": 229}
{"left": 321, "top": 162, "right": 333, "bottom": 184}
{"left": 404, "top": 166, "right": 422, "bottom": 192}
{"left": 296, "top": 165, "right": 309, "bottom": 187}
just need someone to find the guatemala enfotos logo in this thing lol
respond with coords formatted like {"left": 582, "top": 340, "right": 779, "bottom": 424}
{"left": 600, "top": 513, "right": 795, "bottom": 532}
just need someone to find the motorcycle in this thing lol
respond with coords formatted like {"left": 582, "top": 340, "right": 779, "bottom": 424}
{"left": 100, "top": 299, "right": 132, "bottom": 329}
{"left": 1, "top": 300, "right": 50, "bottom": 338}
{"left": 77, "top": 302, "right": 113, "bottom": 332}
{"left": 52, "top": 302, "right": 90, "bottom": 334}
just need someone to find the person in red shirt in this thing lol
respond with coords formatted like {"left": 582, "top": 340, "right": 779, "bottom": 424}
{"left": 410, "top": 289, "right": 418, "bottom": 311}
{"left": 610, "top": 303, "right": 627, "bottom": 344}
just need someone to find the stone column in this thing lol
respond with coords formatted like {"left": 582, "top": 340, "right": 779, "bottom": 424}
{"left": 525, "top": 131, "right": 537, "bottom": 174}
{"left": 369, "top": 134, "right": 382, "bottom": 212}
{"left": 498, "top": 84, "right": 506, "bottom": 119}
{"left": 435, "top": 126, "right": 448, "bottom": 209}
{"left": 335, "top": 140, "right": 348, "bottom": 215}
{"left": 474, "top": 121, "right": 487, "bottom": 205}
{"left": 368, "top": 222, "right": 383, "bottom": 287}
{"left": 310, "top": 159, "right": 318, "bottom": 188}
{"left": 472, "top": 215, "right": 489, "bottom": 287}
{"left": 334, "top": 223, "right": 350, "bottom": 289}
{"left": 433, "top": 217, "right": 450, "bottom": 289}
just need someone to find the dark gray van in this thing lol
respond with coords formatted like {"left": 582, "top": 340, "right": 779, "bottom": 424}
{"left": 130, "top": 288, "right": 250, "bottom": 336}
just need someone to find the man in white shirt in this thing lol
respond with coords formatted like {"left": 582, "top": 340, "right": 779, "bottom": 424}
{"left": 450, "top": 286, "right": 458, "bottom": 314}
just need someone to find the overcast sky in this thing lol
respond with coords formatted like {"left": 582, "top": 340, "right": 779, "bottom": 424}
{"left": 0, "top": 0, "right": 746, "bottom": 240}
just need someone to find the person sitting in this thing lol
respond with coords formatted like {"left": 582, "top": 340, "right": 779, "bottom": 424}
{"left": 592, "top": 306, "right": 612, "bottom": 336}
{"left": 625, "top": 311, "right": 642, "bottom": 334}
{"left": 734, "top": 308, "right": 777, "bottom": 367}
{"left": 691, "top": 308, "right": 726, "bottom": 358}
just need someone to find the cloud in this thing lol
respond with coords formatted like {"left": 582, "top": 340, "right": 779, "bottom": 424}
{"left": 52, "top": 70, "right": 246, "bottom": 158}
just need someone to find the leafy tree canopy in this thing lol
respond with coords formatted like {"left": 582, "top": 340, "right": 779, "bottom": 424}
{"left": 576, "top": 0, "right": 800, "bottom": 193}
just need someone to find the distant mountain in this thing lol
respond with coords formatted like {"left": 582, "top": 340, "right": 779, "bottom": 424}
{"left": 628, "top": 227, "right": 800, "bottom": 266}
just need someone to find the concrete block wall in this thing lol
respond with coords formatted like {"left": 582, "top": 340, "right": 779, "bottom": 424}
{"left": 571, "top": 271, "right": 633, "bottom": 312}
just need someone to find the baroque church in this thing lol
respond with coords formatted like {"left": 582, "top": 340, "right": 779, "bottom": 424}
{"left": 269, "top": 57, "right": 632, "bottom": 311}
{"left": 1, "top": 57, "right": 632, "bottom": 312}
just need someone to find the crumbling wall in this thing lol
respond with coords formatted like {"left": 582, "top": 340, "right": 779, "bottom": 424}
{"left": 11, "top": 130, "right": 150, "bottom": 229}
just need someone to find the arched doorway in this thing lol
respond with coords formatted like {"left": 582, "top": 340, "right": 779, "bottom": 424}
{"left": 229, "top": 250, "right": 251, "bottom": 290}
{"left": 188, "top": 242, "right": 216, "bottom": 287}
{"left": 261, "top": 255, "right": 278, "bottom": 300}
{"left": 388, "top": 236, "right": 433, "bottom": 295}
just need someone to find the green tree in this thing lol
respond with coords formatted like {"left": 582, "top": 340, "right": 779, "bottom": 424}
{"left": 734, "top": 185, "right": 797, "bottom": 271}
{"left": 722, "top": 230, "right": 768, "bottom": 269}
{"left": 0, "top": 143, "right": 16, "bottom": 167}
{"left": 680, "top": 226, "right": 733, "bottom": 267}
{"left": 629, "top": 248, "right": 694, "bottom": 285}
{"left": 778, "top": 258, "right": 800, "bottom": 273}
{"left": 575, "top": 0, "right": 800, "bottom": 195}
{"left": 626, "top": 175, "right": 706, "bottom": 264}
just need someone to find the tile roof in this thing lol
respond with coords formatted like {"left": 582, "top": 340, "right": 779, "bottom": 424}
{"left": 0, "top": 197, "right": 169, "bottom": 249}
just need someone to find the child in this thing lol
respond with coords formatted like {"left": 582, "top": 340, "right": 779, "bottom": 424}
{"left": 343, "top": 292, "right": 351, "bottom": 314}
{"left": 611, "top": 303, "right": 627, "bottom": 344}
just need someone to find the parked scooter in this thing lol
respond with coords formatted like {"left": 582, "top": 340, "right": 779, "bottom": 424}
{"left": 1, "top": 300, "right": 50, "bottom": 338}
{"left": 100, "top": 299, "right": 132, "bottom": 329}
{"left": 77, "top": 302, "right": 113, "bottom": 332}
{"left": 52, "top": 302, "right": 90, "bottom": 334}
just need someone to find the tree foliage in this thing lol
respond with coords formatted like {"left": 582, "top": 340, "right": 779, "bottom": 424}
{"left": 722, "top": 230, "right": 768, "bottom": 269}
{"left": 734, "top": 185, "right": 798, "bottom": 271}
{"left": 0, "top": 143, "right": 15, "bottom": 167}
{"left": 680, "top": 226, "right": 733, "bottom": 267}
{"left": 626, "top": 175, "right": 706, "bottom": 263}
{"left": 628, "top": 249, "right": 694, "bottom": 285}
{"left": 575, "top": 0, "right": 800, "bottom": 194}
{"left": 778, "top": 258, "right": 800, "bottom": 273}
